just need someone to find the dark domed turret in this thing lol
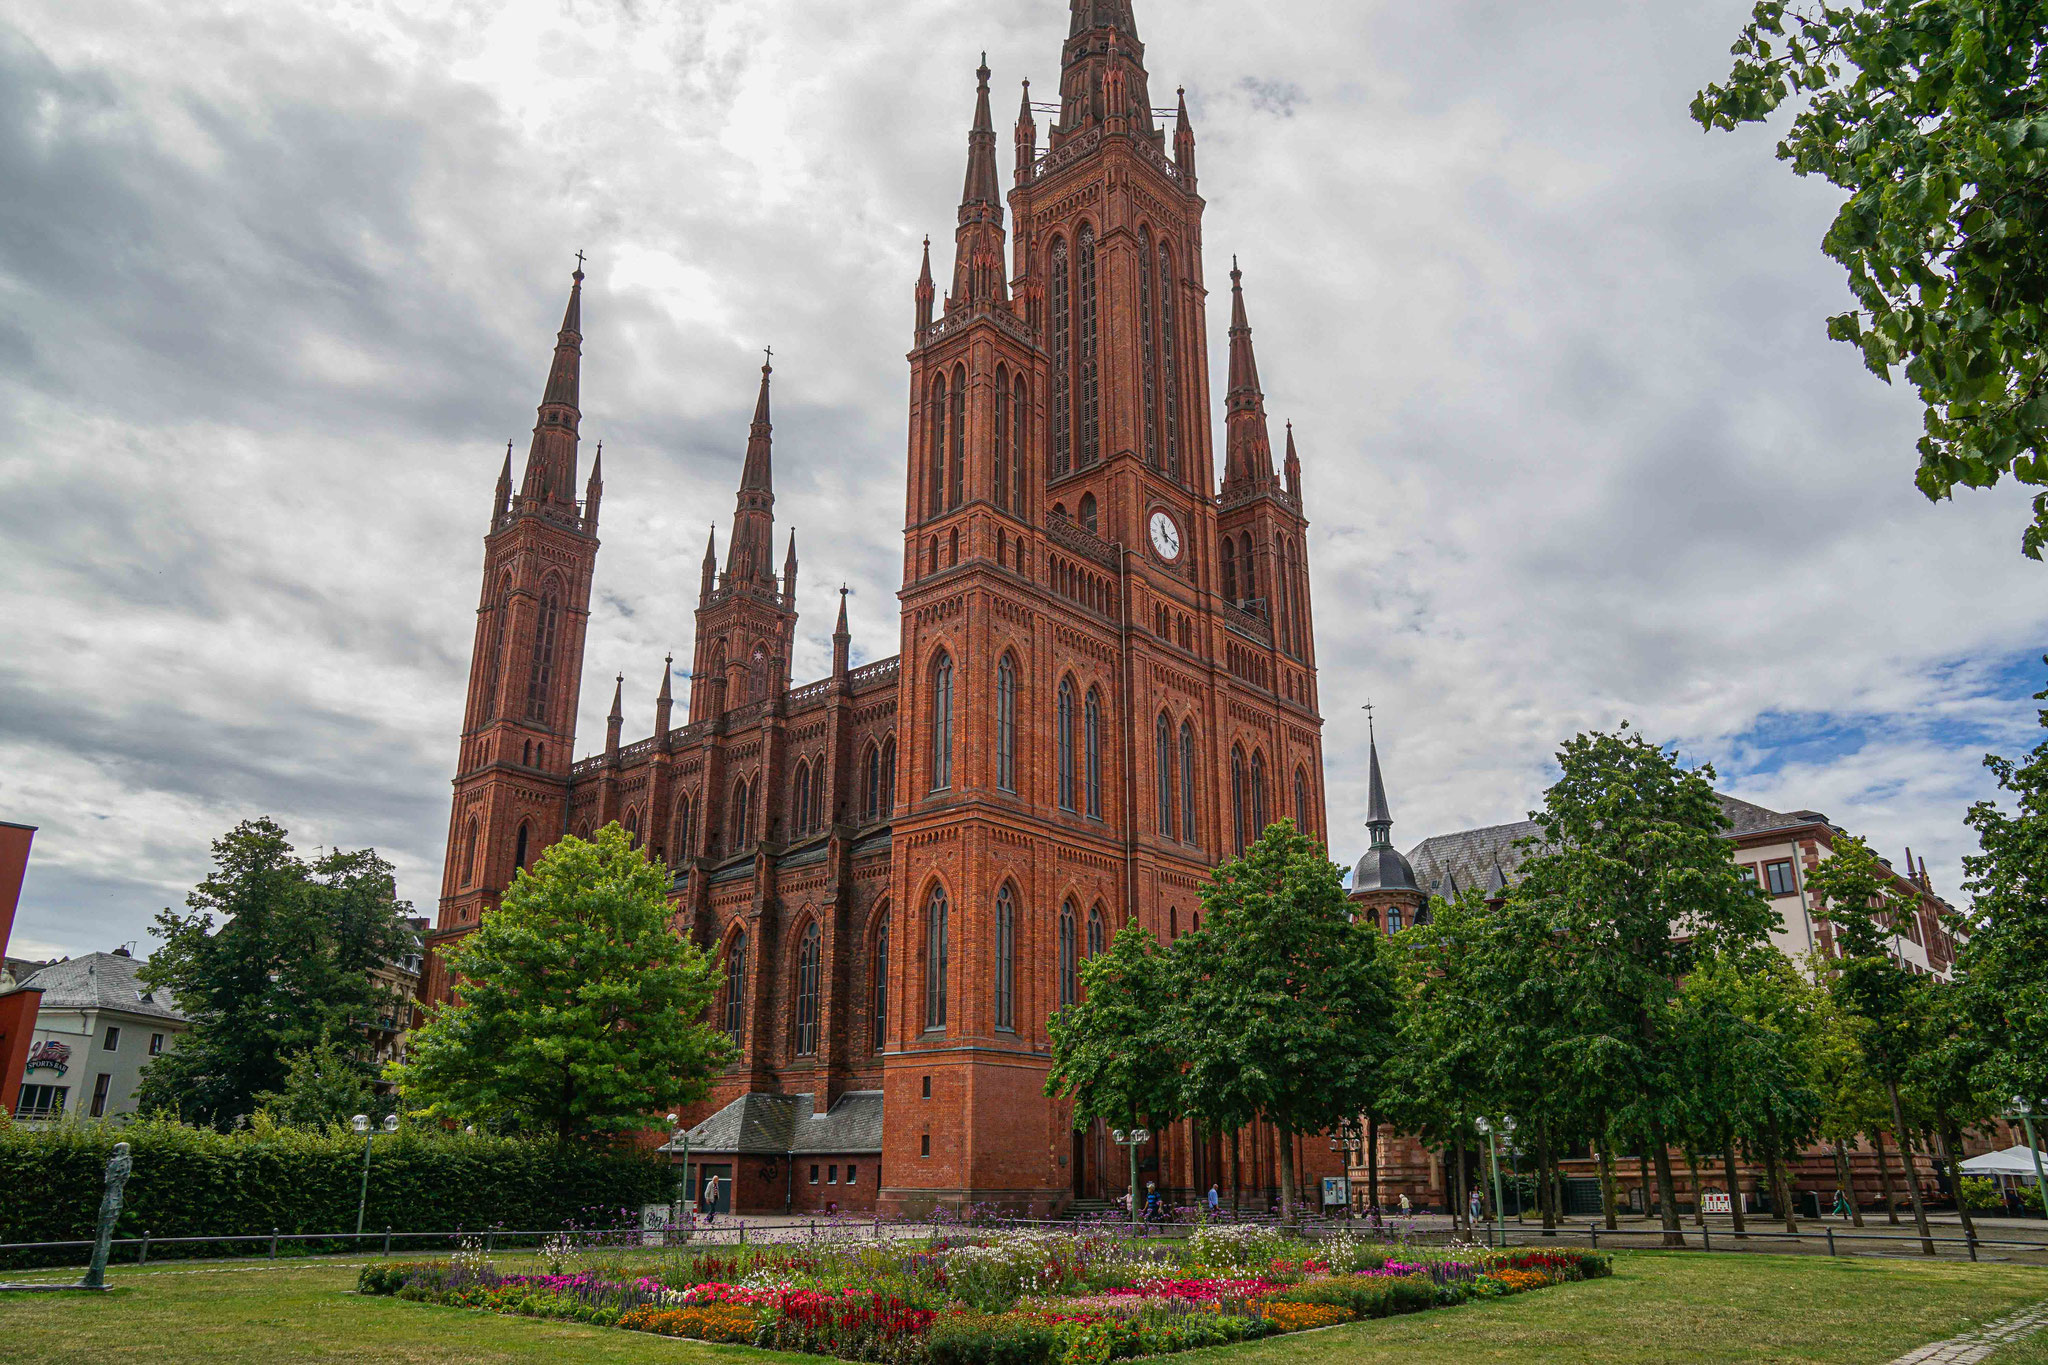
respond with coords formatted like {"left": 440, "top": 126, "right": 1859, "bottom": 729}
{"left": 1350, "top": 717, "right": 1420, "bottom": 891}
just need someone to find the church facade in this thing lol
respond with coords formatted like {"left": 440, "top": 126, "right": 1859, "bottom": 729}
{"left": 426, "top": 0, "right": 1344, "bottom": 1216}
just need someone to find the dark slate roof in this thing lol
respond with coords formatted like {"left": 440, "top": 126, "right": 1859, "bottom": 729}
{"left": 1352, "top": 845, "right": 1420, "bottom": 893}
{"left": 1403, "top": 794, "right": 1820, "bottom": 900}
{"left": 675, "top": 1090, "right": 883, "bottom": 1156}
{"left": 21, "top": 953, "right": 187, "bottom": 1022}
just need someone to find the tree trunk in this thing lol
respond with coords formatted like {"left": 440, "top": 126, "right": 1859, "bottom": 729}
{"left": 1647, "top": 1116, "right": 1684, "bottom": 1247}
{"left": 1230, "top": 1128, "right": 1241, "bottom": 1212}
{"left": 1886, "top": 1085, "right": 1937, "bottom": 1257}
{"left": 1598, "top": 1137, "right": 1620, "bottom": 1231}
{"left": 1720, "top": 1129, "right": 1746, "bottom": 1235}
{"left": 1833, "top": 1140, "right": 1865, "bottom": 1227}
{"left": 1943, "top": 1120, "right": 1978, "bottom": 1245}
{"left": 1451, "top": 1133, "right": 1468, "bottom": 1235}
{"left": 1367, "top": 1115, "right": 1381, "bottom": 1225}
{"left": 1536, "top": 1123, "right": 1556, "bottom": 1232}
{"left": 1874, "top": 1128, "right": 1901, "bottom": 1225}
{"left": 1637, "top": 1149, "right": 1653, "bottom": 1220}
{"left": 1686, "top": 1149, "right": 1706, "bottom": 1226}
{"left": 1276, "top": 1123, "right": 1299, "bottom": 1228}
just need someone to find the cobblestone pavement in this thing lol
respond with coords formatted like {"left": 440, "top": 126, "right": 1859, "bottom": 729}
{"left": 1887, "top": 1301, "right": 2048, "bottom": 1364}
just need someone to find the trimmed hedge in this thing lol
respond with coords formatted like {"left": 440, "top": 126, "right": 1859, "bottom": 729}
{"left": 0, "top": 1117, "right": 666, "bottom": 1267}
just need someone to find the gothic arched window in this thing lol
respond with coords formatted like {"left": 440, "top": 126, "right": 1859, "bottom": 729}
{"left": 515, "top": 821, "right": 531, "bottom": 871}
{"left": 1087, "top": 903, "right": 1104, "bottom": 958}
{"left": 1158, "top": 241, "right": 1182, "bottom": 481}
{"left": 994, "top": 364, "right": 1012, "bottom": 513}
{"left": 1275, "top": 535, "right": 1294, "bottom": 655}
{"left": 928, "top": 373, "right": 948, "bottom": 518}
{"left": 872, "top": 913, "right": 890, "bottom": 1050}
{"left": 949, "top": 363, "right": 967, "bottom": 509}
{"left": 724, "top": 931, "right": 747, "bottom": 1044}
{"left": 1240, "top": 533, "right": 1256, "bottom": 602}
{"left": 1059, "top": 901, "right": 1079, "bottom": 1007}
{"left": 792, "top": 761, "right": 813, "bottom": 838}
{"left": 1295, "top": 766, "right": 1312, "bottom": 836}
{"left": 880, "top": 736, "right": 897, "bottom": 816}
{"left": 996, "top": 654, "right": 1018, "bottom": 793}
{"left": 1155, "top": 712, "right": 1176, "bottom": 839}
{"left": 794, "top": 921, "right": 820, "bottom": 1056}
{"left": 1180, "top": 721, "right": 1198, "bottom": 847}
{"left": 1051, "top": 237, "right": 1071, "bottom": 476}
{"left": 929, "top": 651, "right": 954, "bottom": 791}
{"left": 1057, "top": 678, "right": 1077, "bottom": 812}
{"left": 1138, "top": 224, "right": 1158, "bottom": 470}
{"left": 993, "top": 885, "right": 1016, "bottom": 1031}
{"left": 731, "top": 777, "right": 752, "bottom": 850}
{"left": 1221, "top": 537, "right": 1237, "bottom": 604}
{"left": 524, "top": 576, "right": 563, "bottom": 721}
{"left": 1251, "top": 750, "right": 1268, "bottom": 839}
{"left": 1084, "top": 687, "right": 1104, "bottom": 819}
{"left": 1012, "top": 376, "right": 1028, "bottom": 513}
{"left": 482, "top": 574, "right": 512, "bottom": 721}
{"left": 671, "top": 795, "right": 693, "bottom": 866}
{"left": 461, "top": 817, "right": 480, "bottom": 888}
{"left": 1079, "top": 493, "right": 1098, "bottom": 535}
{"left": 1077, "top": 224, "right": 1100, "bottom": 468}
{"left": 1231, "top": 746, "right": 1248, "bottom": 855}
{"left": 925, "top": 885, "right": 950, "bottom": 1029}
{"left": 623, "top": 807, "right": 642, "bottom": 850}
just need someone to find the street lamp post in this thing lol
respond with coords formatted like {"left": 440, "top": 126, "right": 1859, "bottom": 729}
{"left": 353, "top": 1113, "right": 400, "bottom": 1237}
{"left": 2009, "top": 1097, "right": 2048, "bottom": 1221}
{"left": 665, "top": 1112, "right": 693, "bottom": 1244}
{"left": 1475, "top": 1116, "right": 1513, "bottom": 1248}
{"left": 1329, "top": 1118, "right": 1366, "bottom": 1224}
{"left": 1110, "top": 1127, "right": 1151, "bottom": 1222}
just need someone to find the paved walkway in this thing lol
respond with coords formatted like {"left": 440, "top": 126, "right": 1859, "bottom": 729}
{"left": 1887, "top": 1301, "right": 2048, "bottom": 1364}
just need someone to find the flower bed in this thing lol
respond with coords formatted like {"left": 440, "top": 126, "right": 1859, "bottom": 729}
{"left": 359, "top": 1231, "right": 1611, "bottom": 1363}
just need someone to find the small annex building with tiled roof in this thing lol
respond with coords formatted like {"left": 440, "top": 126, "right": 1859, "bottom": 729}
{"left": 663, "top": 1090, "right": 884, "bottom": 1217}
{"left": 14, "top": 950, "right": 187, "bottom": 1123}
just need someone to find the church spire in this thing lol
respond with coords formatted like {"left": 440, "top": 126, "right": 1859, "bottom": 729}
{"left": 1174, "top": 86, "right": 1197, "bottom": 186}
{"left": 725, "top": 354, "right": 776, "bottom": 588}
{"left": 655, "top": 653, "right": 674, "bottom": 743}
{"left": 605, "top": 672, "right": 624, "bottom": 758}
{"left": 914, "top": 237, "right": 934, "bottom": 334}
{"left": 518, "top": 260, "right": 586, "bottom": 511}
{"left": 832, "top": 585, "right": 851, "bottom": 677}
{"left": 782, "top": 529, "right": 799, "bottom": 608}
{"left": 1223, "top": 258, "right": 1275, "bottom": 493}
{"left": 492, "top": 441, "right": 513, "bottom": 525}
{"left": 949, "top": 58, "right": 1009, "bottom": 311}
{"left": 583, "top": 440, "right": 603, "bottom": 532}
{"left": 1365, "top": 708, "right": 1394, "bottom": 850}
{"left": 699, "top": 523, "right": 718, "bottom": 603}
{"left": 1015, "top": 80, "right": 1037, "bottom": 183}
{"left": 1059, "top": 0, "right": 1152, "bottom": 136}
{"left": 1283, "top": 422, "right": 1301, "bottom": 500}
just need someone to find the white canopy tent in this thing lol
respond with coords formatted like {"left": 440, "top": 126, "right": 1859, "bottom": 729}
{"left": 1959, "top": 1146, "right": 2048, "bottom": 1181}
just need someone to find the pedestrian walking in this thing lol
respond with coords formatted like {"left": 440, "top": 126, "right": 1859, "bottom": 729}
{"left": 1207, "top": 1184, "right": 1220, "bottom": 1215}
{"left": 703, "top": 1173, "right": 720, "bottom": 1224}
{"left": 1399, "top": 1193, "right": 1412, "bottom": 1217}
{"left": 1469, "top": 1187, "right": 1484, "bottom": 1226}
{"left": 1831, "top": 1187, "right": 1852, "bottom": 1220}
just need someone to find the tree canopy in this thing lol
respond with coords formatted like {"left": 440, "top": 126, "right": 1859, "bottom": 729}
{"left": 390, "top": 824, "right": 730, "bottom": 1143}
{"left": 1693, "top": 2, "right": 2048, "bottom": 558}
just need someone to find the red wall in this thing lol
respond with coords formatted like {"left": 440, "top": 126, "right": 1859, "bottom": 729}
{"left": 0, "top": 822, "right": 39, "bottom": 1118}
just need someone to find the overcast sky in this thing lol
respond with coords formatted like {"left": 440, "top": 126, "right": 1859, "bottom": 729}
{"left": 3, "top": 0, "right": 2043, "bottom": 960}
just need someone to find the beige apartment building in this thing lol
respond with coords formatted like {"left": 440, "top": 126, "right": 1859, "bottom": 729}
{"left": 12, "top": 950, "right": 186, "bottom": 1122}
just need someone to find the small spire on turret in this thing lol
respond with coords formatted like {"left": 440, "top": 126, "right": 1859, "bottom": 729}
{"left": 584, "top": 440, "right": 604, "bottom": 532}
{"left": 832, "top": 584, "right": 852, "bottom": 677}
{"left": 915, "top": 236, "right": 935, "bottom": 334}
{"left": 605, "top": 672, "right": 624, "bottom": 758}
{"left": 699, "top": 523, "right": 718, "bottom": 603}
{"left": 655, "top": 653, "right": 675, "bottom": 745}
{"left": 1222, "top": 258, "right": 1276, "bottom": 492}
{"left": 783, "top": 529, "right": 799, "bottom": 608}
{"left": 1174, "top": 86, "right": 1197, "bottom": 186}
{"left": 949, "top": 60, "right": 1009, "bottom": 310}
{"left": 1283, "top": 422, "right": 1301, "bottom": 500}
{"left": 493, "top": 441, "right": 513, "bottom": 525}
{"left": 1015, "top": 79, "right": 1037, "bottom": 183}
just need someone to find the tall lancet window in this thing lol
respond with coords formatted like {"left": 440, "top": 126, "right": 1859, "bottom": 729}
{"left": 1251, "top": 750, "right": 1269, "bottom": 838}
{"left": 1155, "top": 712, "right": 1176, "bottom": 839}
{"left": 1077, "top": 225, "right": 1100, "bottom": 468}
{"left": 483, "top": 575, "right": 511, "bottom": 721}
{"left": 1179, "top": 720, "right": 1199, "bottom": 847}
{"left": 925, "top": 886, "right": 949, "bottom": 1029}
{"left": 1051, "top": 238, "right": 1072, "bottom": 477}
{"left": 794, "top": 921, "right": 820, "bottom": 1056}
{"left": 1295, "top": 766, "right": 1313, "bottom": 837}
{"left": 1057, "top": 677, "right": 1077, "bottom": 812}
{"left": 1221, "top": 538, "right": 1237, "bottom": 604}
{"left": 1139, "top": 226, "right": 1159, "bottom": 471}
{"left": 1275, "top": 535, "right": 1294, "bottom": 655}
{"left": 994, "top": 365, "right": 1012, "bottom": 513}
{"left": 930, "top": 651, "right": 954, "bottom": 791}
{"left": 1084, "top": 687, "right": 1103, "bottom": 819}
{"left": 949, "top": 363, "right": 966, "bottom": 509}
{"left": 993, "top": 885, "right": 1016, "bottom": 1031}
{"left": 996, "top": 654, "right": 1018, "bottom": 793}
{"left": 1158, "top": 242, "right": 1182, "bottom": 481}
{"left": 928, "top": 373, "right": 948, "bottom": 518}
{"left": 724, "top": 931, "right": 747, "bottom": 1044}
{"left": 524, "top": 575, "right": 562, "bottom": 722}
{"left": 1058, "top": 901, "right": 1078, "bottom": 1007}
{"left": 1231, "top": 746, "right": 1247, "bottom": 855}
{"left": 1011, "top": 376, "right": 1028, "bottom": 513}
{"left": 871, "top": 915, "right": 889, "bottom": 1050}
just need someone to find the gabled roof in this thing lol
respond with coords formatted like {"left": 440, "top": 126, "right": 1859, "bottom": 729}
{"left": 22, "top": 952, "right": 187, "bottom": 1022}
{"left": 674, "top": 1090, "right": 884, "bottom": 1156}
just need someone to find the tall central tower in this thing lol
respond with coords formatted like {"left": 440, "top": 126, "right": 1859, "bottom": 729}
{"left": 880, "top": 0, "right": 1330, "bottom": 1215}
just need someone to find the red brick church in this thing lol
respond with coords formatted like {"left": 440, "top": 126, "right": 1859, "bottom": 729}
{"left": 425, "top": 0, "right": 1345, "bottom": 1216}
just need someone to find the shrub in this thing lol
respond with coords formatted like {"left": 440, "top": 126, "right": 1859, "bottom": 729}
{"left": 1256, "top": 1302, "right": 1351, "bottom": 1330}
{"left": 356, "top": 1262, "right": 435, "bottom": 1295}
{"left": 617, "top": 1304, "right": 759, "bottom": 1342}
{"left": 1959, "top": 1177, "right": 2002, "bottom": 1212}
{"left": 1265, "top": 1272, "right": 1441, "bottom": 1319}
{"left": 927, "top": 1312, "right": 1060, "bottom": 1365}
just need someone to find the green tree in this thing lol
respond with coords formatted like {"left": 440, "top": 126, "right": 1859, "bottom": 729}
{"left": 1507, "top": 726, "right": 1776, "bottom": 1245}
{"left": 1179, "top": 820, "right": 1397, "bottom": 1224}
{"left": 1045, "top": 924, "right": 1184, "bottom": 1216}
{"left": 135, "top": 819, "right": 414, "bottom": 1127}
{"left": 253, "top": 1035, "right": 387, "bottom": 1129}
{"left": 390, "top": 824, "right": 730, "bottom": 1143}
{"left": 1961, "top": 660, "right": 2048, "bottom": 1110}
{"left": 1693, "top": 3, "right": 2048, "bottom": 558}
{"left": 1805, "top": 833, "right": 1938, "bottom": 1254}
{"left": 1908, "top": 978, "right": 1999, "bottom": 1244}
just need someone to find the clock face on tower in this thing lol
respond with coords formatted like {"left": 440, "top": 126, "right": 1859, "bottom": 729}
{"left": 1148, "top": 510, "right": 1183, "bottom": 562}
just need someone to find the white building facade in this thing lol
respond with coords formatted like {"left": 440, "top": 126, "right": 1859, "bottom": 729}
{"left": 13, "top": 951, "right": 187, "bottom": 1122}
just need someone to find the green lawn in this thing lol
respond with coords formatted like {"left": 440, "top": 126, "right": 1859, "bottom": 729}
{"left": 1, "top": 1251, "right": 2045, "bottom": 1364}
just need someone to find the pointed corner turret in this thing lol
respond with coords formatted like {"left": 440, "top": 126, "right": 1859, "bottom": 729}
{"left": 493, "top": 441, "right": 513, "bottom": 526}
{"left": 605, "top": 671, "right": 624, "bottom": 759}
{"left": 1014, "top": 79, "right": 1037, "bottom": 183}
{"left": 655, "top": 653, "right": 675, "bottom": 747}
{"left": 949, "top": 60, "right": 1009, "bottom": 311}
{"left": 1222, "top": 258, "right": 1275, "bottom": 493}
{"left": 915, "top": 236, "right": 935, "bottom": 335}
{"left": 782, "top": 529, "right": 799, "bottom": 608}
{"left": 1174, "top": 85, "right": 1197, "bottom": 186}
{"left": 1365, "top": 715, "right": 1393, "bottom": 846}
{"left": 699, "top": 523, "right": 718, "bottom": 604}
{"left": 1284, "top": 422, "right": 1301, "bottom": 500}
{"left": 832, "top": 584, "right": 852, "bottom": 678}
{"left": 584, "top": 440, "right": 604, "bottom": 532}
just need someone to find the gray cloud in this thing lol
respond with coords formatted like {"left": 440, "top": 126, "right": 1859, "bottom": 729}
{"left": 1, "top": 0, "right": 2043, "bottom": 959}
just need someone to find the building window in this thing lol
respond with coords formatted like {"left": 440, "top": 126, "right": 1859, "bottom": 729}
{"left": 671, "top": 796, "right": 694, "bottom": 867}
{"left": 1765, "top": 860, "right": 1798, "bottom": 897}
{"left": 623, "top": 807, "right": 642, "bottom": 849}
{"left": 1295, "top": 767, "right": 1312, "bottom": 837}
{"left": 1057, "top": 678, "right": 1077, "bottom": 812}
{"left": 1051, "top": 237, "right": 1071, "bottom": 476}
{"left": 1138, "top": 224, "right": 1158, "bottom": 470}
{"left": 524, "top": 578, "right": 562, "bottom": 721}
{"left": 149, "top": 1033, "right": 164, "bottom": 1056}
{"left": 1250, "top": 750, "right": 1268, "bottom": 839}
{"left": 794, "top": 921, "right": 820, "bottom": 1056}
{"left": 1180, "top": 721, "right": 1198, "bottom": 847}
{"left": 949, "top": 363, "right": 967, "bottom": 508}
{"left": 792, "top": 762, "right": 812, "bottom": 838}
{"left": 14, "top": 1085, "right": 65, "bottom": 1120}
{"left": 929, "top": 372, "right": 948, "bottom": 518}
{"left": 103, "top": 1025, "right": 120, "bottom": 1052}
{"left": 1231, "top": 746, "right": 1247, "bottom": 855}
{"left": 810, "top": 1164, "right": 820, "bottom": 1184}
{"left": 996, "top": 655, "right": 1018, "bottom": 793}
{"left": 482, "top": 576, "right": 511, "bottom": 721}
{"left": 724, "top": 932, "right": 747, "bottom": 1045}
{"left": 994, "top": 364, "right": 1012, "bottom": 512}
{"left": 1084, "top": 688, "right": 1103, "bottom": 819}
{"left": 1221, "top": 537, "right": 1237, "bottom": 604}
{"left": 462, "top": 818, "right": 480, "bottom": 888}
{"left": 925, "top": 886, "right": 949, "bottom": 1030}
{"left": 1739, "top": 864, "right": 1759, "bottom": 885}
{"left": 1059, "top": 901, "right": 1079, "bottom": 1007}
{"left": 1087, "top": 904, "right": 1104, "bottom": 958}
{"left": 922, "top": 1134, "right": 931, "bottom": 1157}
{"left": 1079, "top": 492, "right": 1098, "bottom": 535}
{"left": 923, "top": 1075, "right": 932, "bottom": 1098}
{"left": 1158, "top": 241, "right": 1181, "bottom": 481}
{"left": 994, "top": 885, "right": 1016, "bottom": 1031}
{"left": 90, "top": 1073, "right": 112, "bottom": 1118}
{"left": 1388, "top": 905, "right": 1405, "bottom": 934}
{"left": 828, "top": 1164, "right": 838, "bottom": 1184}
{"left": 1155, "top": 712, "right": 1176, "bottom": 839}
{"left": 847, "top": 1164, "right": 858, "bottom": 1184}
{"left": 870, "top": 915, "right": 891, "bottom": 1052}
{"left": 731, "top": 778, "right": 753, "bottom": 849}
{"left": 1077, "top": 224, "right": 1100, "bottom": 467}
{"left": 1012, "top": 376, "right": 1028, "bottom": 513}
{"left": 929, "top": 652, "right": 954, "bottom": 791}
